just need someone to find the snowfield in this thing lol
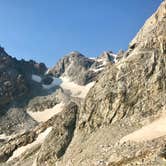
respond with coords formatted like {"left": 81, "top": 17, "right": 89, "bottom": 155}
{"left": 8, "top": 127, "right": 52, "bottom": 162}
{"left": 120, "top": 116, "right": 166, "bottom": 143}
{"left": 60, "top": 76, "right": 95, "bottom": 98}
{"left": 27, "top": 102, "right": 64, "bottom": 122}
{"left": 0, "top": 134, "right": 10, "bottom": 140}
{"left": 28, "top": 76, "right": 94, "bottom": 122}
{"left": 32, "top": 74, "right": 42, "bottom": 83}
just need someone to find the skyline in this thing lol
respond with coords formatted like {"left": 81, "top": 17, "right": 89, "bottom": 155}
{"left": 0, "top": 0, "right": 162, "bottom": 67}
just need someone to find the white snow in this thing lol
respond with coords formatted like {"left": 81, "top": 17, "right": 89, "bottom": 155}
{"left": 120, "top": 116, "right": 166, "bottom": 143}
{"left": 0, "top": 133, "right": 27, "bottom": 141}
{"left": 98, "top": 52, "right": 118, "bottom": 63}
{"left": 96, "top": 58, "right": 104, "bottom": 62}
{"left": 111, "top": 53, "right": 118, "bottom": 63}
{"left": 108, "top": 53, "right": 117, "bottom": 63}
{"left": 89, "top": 57, "right": 96, "bottom": 60}
{"left": 0, "top": 134, "right": 10, "bottom": 140}
{"left": 42, "top": 77, "right": 62, "bottom": 89}
{"left": 45, "top": 69, "right": 51, "bottom": 75}
{"left": 27, "top": 102, "right": 64, "bottom": 122}
{"left": 60, "top": 76, "right": 94, "bottom": 98}
{"left": 95, "top": 58, "right": 107, "bottom": 67}
{"left": 91, "top": 67, "right": 104, "bottom": 73}
{"left": 8, "top": 127, "right": 52, "bottom": 162}
{"left": 32, "top": 74, "right": 42, "bottom": 83}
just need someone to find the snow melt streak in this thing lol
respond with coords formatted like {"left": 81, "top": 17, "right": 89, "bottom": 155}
{"left": 8, "top": 127, "right": 52, "bottom": 162}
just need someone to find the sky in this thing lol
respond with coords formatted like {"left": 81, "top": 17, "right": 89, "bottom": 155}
{"left": 0, "top": 0, "right": 163, "bottom": 67}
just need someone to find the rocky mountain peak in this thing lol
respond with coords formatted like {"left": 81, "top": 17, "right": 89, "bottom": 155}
{"left": 68, "top": 51, "right": 85, "bottom": 57}
{"left": 129, "top": 0, "right": 166, "bottom": 52}
{"left": 0, "top": 47, "right": 8, "bottom": 56}
{"left": 47, "top": 51, "right": 94, "bottom": 85}
{"left": 98, "top": 51, "right": 117, "bottom": 63}
{"left": 48, "top": 50, "right": 118, "bottom": 85}
{"left": 0, "top": 48, "right": 48, "bottom": 140}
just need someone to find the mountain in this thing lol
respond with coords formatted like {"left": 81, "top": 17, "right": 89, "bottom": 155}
{"left": 0, "top": 47, "right": 47, "bottom": 106}
{"left": 0, "top": 47, "right": 48, "bottom": 136}
{"left": 48, "top": 50, "right": 117, "bottom": 85}
{"left": 55, "top": 1, "right": 165, "bottom": 165}
{"left": 129, "top": 0, "right": 166, "bottom": 52}
{"left": 0, "top": 44, "right": 116, "bottom": 165}
{"left": 0, "top": 1, "right": 166, "bottom": 166}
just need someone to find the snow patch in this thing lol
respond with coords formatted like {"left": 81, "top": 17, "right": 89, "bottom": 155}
{"left": 91, "top": 67, "right": 104, "bottom": 73}
{"left": 89, "top": 57, "right": 96, "bottom": 60}
{"left": 8, "top": 127, "right": 52, "bottom": 162}
{"left": 42, "top": 77, "right": 62, "bottom": 89}
{"left": 27, "top": 102, "right": 64, "bottom": 122}
{"left": 111, "top": 53, "right": 118, "bottom": 63}
{"left": 32, "top": 74, "right": 42, "bottom": 83}
{"left": 120, "top": 116, "right": 166, "bottom": 143}
{"left": 45, "top": 69, "right": 51, "bottom": 75}
{"left": 0, "top": 134, "right": 17, "bottom": 140}
{"left": 60, "top": 76, "right": 94, "bottom": 98}
{"left": 0, "top": 134, "right": 9, "bottom": 140}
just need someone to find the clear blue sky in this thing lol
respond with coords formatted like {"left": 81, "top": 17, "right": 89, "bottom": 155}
{"left": 0, "top": 0, "right": 162, "bottom": 67}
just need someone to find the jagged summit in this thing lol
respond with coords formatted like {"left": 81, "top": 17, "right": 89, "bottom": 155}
{"left": 67, "top": 51, "right": 85, "bottom": 57}
{"left": 130, "top": 0, "right": 166, "bottom": 53}
{"left": 47, "top": 51, "right": 94, "bottom": 85}
{"left": 48, "top": 50, "right": 117, "bottom": 85}
{"left": 0, "top": 47, "right": 48, "bottom": 138}
{"left": 98, "top": 51, "right": 117, "bottom": 63}
{"left": 0, "top": 47, "right": 8, "bottom": 56}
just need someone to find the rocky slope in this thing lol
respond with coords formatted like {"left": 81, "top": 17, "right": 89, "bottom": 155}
{"left": 0, "top": 1, "right": 166, "bottom": 166}
{"left": 55, "top": 1, "right": 166, "bottom": 165}
{"left": 0, "top": 47, "right": 48, "bottom": 136}
{"left": 0, "top": 42, "right": 116, "bottom": 164}
{"left": 0, "top": 102, "right": 78, "bottom": 166}
{"left": 0, "top": 47, "right": 47, "bottom": 107}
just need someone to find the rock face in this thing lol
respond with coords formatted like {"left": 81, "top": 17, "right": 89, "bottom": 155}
{"left": 98, "top": 51, "right": 117, "bottom": 63}
{"left": 35, "top": 102, "right": 78, "bottom": 166}
{"left": 3, "top": 102, "right": 78, "bottom": 166}
{"left": 0, "top": 47, "right": 47, "bottom": 135}
{"left": 47, "top": 51, "right": 95, "bottom": 85}
{"left": 79, "top": 49, "right": 165, "bottom": 131}
{"left": 130, "top": 0, "right": 166, "bottom": 52}
{"left": 0, "top": 47, "right": 47, "bottom": 107}
{"left": 0, "top": 130, "right": 37, "bottom": 162}
{"left": 55, "top": 1, "right": 166, "bottom": 165}
{"left": 0, "top": 48, "right": 27, "bottom": 106}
